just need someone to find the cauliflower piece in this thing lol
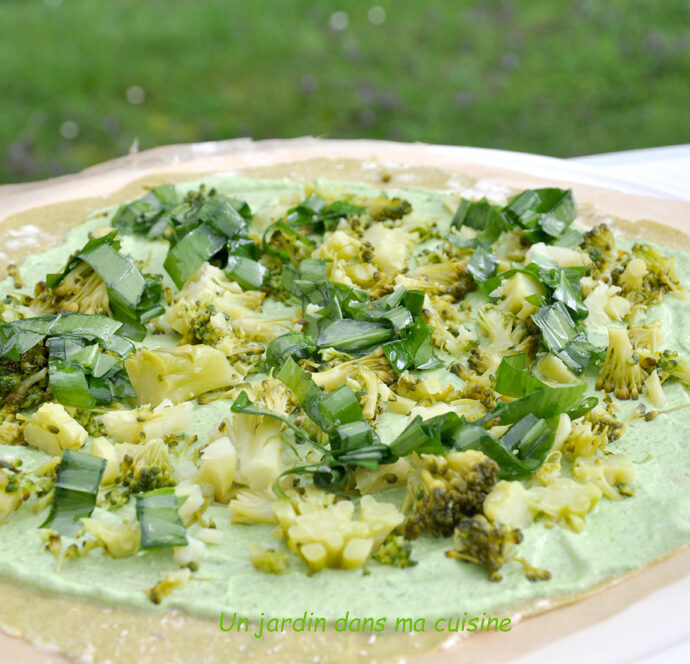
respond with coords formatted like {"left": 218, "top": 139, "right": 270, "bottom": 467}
{"left": 354, "top": 458, "right": 411, "bottom": 494}
{"left": 582, "top": 278, "right": 631, "bottom": 328}
{"left": 359, "top": 495, "right": 405, "bottom": 548}
{"left": 284, "top": 500, "right": 371, "bottom": 572}
{"left": 125, "top": 344, "right": 240, "bottom": 405}
{"left": 490, "top": 272, "right": 545, "bottom": 321}
{"left": 531, "top": 450, "right": 564, "bottom": 487}
{"left": 537, "top": 353, "right": 579, "bottom": 384}
{"left": 173, "top": 535, "right": 206, "bottom": 566}
{"left": 275, "top": 489, "right": 403, "bottom": 572}
{"left": 618, "top": 258, "right": 648, "bottom": 292}
{"left": 361, "top": 224, "right": 412, "bottom": 275}
{"left": 196, "top": 527, "right": 222, "bottom": 545}
{"left": 0, "top": 470, "right": 22, "bottom": 521}
{"left": 628, "top": 321, "right": 665, "bottom": 354}
{"left": 229, "top": 488, "right": 279, "bottom": 524}
{"left": 573, "top": 455, "right": 634, "bottom": 500}
{"left": 80, "top": 518, "right": 141, "bottom": 558}
{"left": 552, "top": 413, "right": 573, "bottom": 451}
{"left": 483, "top": 480, "right": 534, "bottom": 530}
{"left": 148, "top": 568, "right": 191, "bottom": 604}
{"left": 249, "top": 544, "right": 289, "bottom": 574}
{"left": 526, "top": 242, "right": 589, "bottom": 268}
{"left": 596, "top": 327, "right": 647, "bottom": 400}
{"left": 91, "top": 436, "right": 120, "bottom": 485}
{"left": 196, "top": 436, "right": 237, "bottom": 501}
{"left": 175, "top": 483, "right": 205, "bottom": 524}
{"left": 476, "top": 304, "right": 536, "bottom": 355}
{"left": 312, "top": 230, "right": 377, "bottom": 287}
{"left": 23, "top": 403, "right": 88, "bottom": 456}
{"left": 527, "top": 479, "right": 602, "bottom": 531}
{"left": 0, "top": 417, "right": 24, "bottom": 446}
{"left": 99, "top": 400, "right": 193, "bottom": 444}
{"left": 221, "top": 382, "right": 289, "bottom": 490}
{"left": 644, "top": 370, "right": 666, "bottom": 408}
{"left": 166, "top": 264, "right": 263, "bottom": 334}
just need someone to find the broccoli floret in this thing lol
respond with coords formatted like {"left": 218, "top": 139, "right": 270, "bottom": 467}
{"left": 610, "top": 244, "right": 685, "bottom": 310}
{"left": 459, "top": 372, "right": 497, "bottom": 409}
{"left": 166, "top": 264, "right": 293, "bottom": 344}
{"left": 117, "top": 439, "right": 175, "bottom": 495}
{"left": 0, "top": 345, "right": 49, "bottom": 413}
{"left": 312, "top": 348, "right": 396, "bottom": 388}
{"left": 423, "top": 295, "right": 475, "bottom": 355}
{"left": 584, "top": 405, "right": 624, "bottom": 442}
{"left": 477, "top": 305, "right": 538, "bottom": 358}
{"left": 446, "top": 514, "right": 523, "bottom": 582}
{"left": 372, "top": 534, "right": 417, "bottom": 568}
{"left": 467, "top": 348, "right": 501, "bottom": 376}
{"left": 395, "top": 372, "right": 461, "bottom": 405}
{"left": 367, "top": 197, "right": 412, "bottom": 221}
{"left": 655, "top": 349, "right": 690, "bottom": 388}
{"left": 265, "top": 225, "right": 313, "bottom": 264}
{"left": 32, "top": 262, "right": 110, "bottom": 316}
{"left": 581, "top": 224, "right": 616, "bottom": 277}
{"left": 563, "top": 420, "right": 608, "bottom": 459}
{"left": 249, "top": 544, "right": 289, "bottom": 574}
{"left": 402, "top": 450, "right": 499, "bottom": 540}
{"left": 413, "top": 260, "right": 475, "bottom": 301}
{"left": 147, "top": 568, "right": 191, "bottom": 605}
{"left": 595, "top": 327, "right": 647, "bottom": 400}
{"left": 631, "top": 243, "right": 684, "bottom": 296}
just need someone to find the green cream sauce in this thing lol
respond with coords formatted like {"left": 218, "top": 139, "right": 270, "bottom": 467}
{"left": 1, "top": 177, "right": 689, "bottom": 622}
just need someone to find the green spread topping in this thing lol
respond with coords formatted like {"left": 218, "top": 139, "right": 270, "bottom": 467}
{"left": 0, "top": 175, "right": 689, "bottom": 620}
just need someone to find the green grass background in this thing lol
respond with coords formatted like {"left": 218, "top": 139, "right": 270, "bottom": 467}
{"left": 2, "top": 0, "right": 689, "bottom": 183}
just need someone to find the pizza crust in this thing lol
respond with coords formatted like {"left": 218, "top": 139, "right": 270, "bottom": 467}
{"left": 0, "top": 138, "right": 689, "bottom": 664}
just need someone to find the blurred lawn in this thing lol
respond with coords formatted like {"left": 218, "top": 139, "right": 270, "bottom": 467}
{"left": 2, "top": 0, "right": 689, "bottom": 183}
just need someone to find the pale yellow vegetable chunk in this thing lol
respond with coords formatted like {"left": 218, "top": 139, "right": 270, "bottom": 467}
{"left": 125, "top": 344, "right": 239, "bottom": 405}
{"left": 23, "top": 403, "right": 87, "bottom": 456}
